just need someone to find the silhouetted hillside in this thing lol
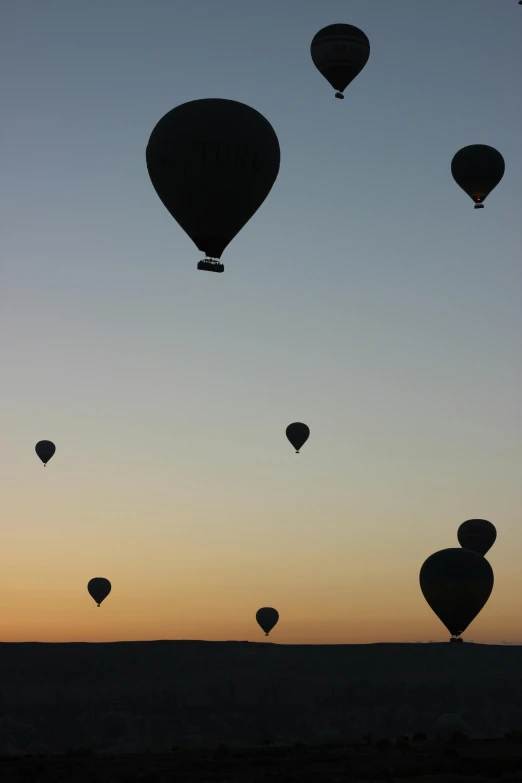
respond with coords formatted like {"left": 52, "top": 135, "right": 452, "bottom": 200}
{"left": 1, "top": 641, "right": 522, "bottom": 754}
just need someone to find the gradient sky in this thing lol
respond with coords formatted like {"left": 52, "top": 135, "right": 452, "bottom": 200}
{"left": 1, "top": 0, "right": 521, "bottom": 644}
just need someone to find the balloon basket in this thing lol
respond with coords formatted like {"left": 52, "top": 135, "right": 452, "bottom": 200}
{"left": 474, "top": 204, "right": 484, "bottom": 209}
{"left": 197, "top": 259, "right": 225, "bottom": 273}
{"left": 334, "top": 92, "right": 344, "bottom": 100}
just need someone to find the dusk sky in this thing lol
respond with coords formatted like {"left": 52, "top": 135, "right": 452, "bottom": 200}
{"left": 1, "top": 0, "right": 520, "bottom": 644}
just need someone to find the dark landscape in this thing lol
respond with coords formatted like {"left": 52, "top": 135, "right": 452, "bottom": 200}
{"left": 4, "top": 737, "right": 522, "bottom": 782}
{"left": 2, "top": 641, "right": 522, "bottom": 779}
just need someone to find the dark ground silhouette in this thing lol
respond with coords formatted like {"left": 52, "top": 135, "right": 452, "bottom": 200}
{"left": 1, "top": 640, "right": 522, "bottom": 759}
{"left": 4, "top": 737, "right": 522, "bottom": 781}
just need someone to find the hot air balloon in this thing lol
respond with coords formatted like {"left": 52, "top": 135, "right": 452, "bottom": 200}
{"left": 457, "top": 519, "right": 496, "bottom": 557}
{"left": 146, "top": 99, "right": 281, "bottom": 272}
{"left": 35, "top": 440, "right": 56, "bottom": 466}
{"left": 256, "top": 607, "right": 279, "bottom": 636}
{"left": 419, "top": 548, "right": 493, "bottom": 641}
{"left": 88, "top": 578, "right": 111, "bottom": 607}
{"left": 311, "top": 24, "right": 370, "bottom": 99}
{"left": 451, "top": 145, "right": 505, "bottom": 209}
{"left": 286, "top": 422, "right": 310, "bottom": 453}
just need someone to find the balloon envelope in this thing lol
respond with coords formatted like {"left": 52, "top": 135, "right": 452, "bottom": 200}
{"left": 419, "top": 548, "right": 493, "bottom": 637}
{"left": 286, "top": 422, "right": 310, "bottom": 453}
{"left": 146, "top": 99, "right": 281, "bottom": 262}
{"left": 457, "top": 519, "right": 496, "bottom": 556}
{"left": 451, "top": 145, "right": 505, "bottom": 207}
{"left": 88, "top": 578, "right": 112, "bottom": 607}
{"left": 311, "top": 24, "right": 370, "bottom": 97}
{"left": 35, "top": 440, "right": 56, "bottom": 465}
{"left": 256, "top": 607, "right": 279, "bottom": 636}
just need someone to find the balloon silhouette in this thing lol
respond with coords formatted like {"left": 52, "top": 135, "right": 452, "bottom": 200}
{"left": 256, "top": 607, "right": 279, "bottom": 636}
{"left": 286, "top": 422, "right": 310, "bottom": 453}
{"left": 420, "top": 548, "right": 493, "bottom": 640}
{"left": 35, "top": 440, "right": 56, "bottom": 466}
{"left": 88, "top": 578, "right": 112, "bottom": 607}
{"left": 311, "top": 24, "right": 370, "bottom": 99}
{"left": 451, "top": 145, "right": 505, "bottom": 208}
{"left": 457, "top": 519, "right": 496, "bottom": 557}
{"left": 146, "top": 99, "right": 281, "bottom": 272}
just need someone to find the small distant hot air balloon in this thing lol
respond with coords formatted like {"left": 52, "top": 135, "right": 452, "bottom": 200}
{"left": 286, "top": 422, "right": 310, "bottom": 453}
{"left": 311, "top": 24, "right": 370, "bottom": 99}
{"left": 146, "top": 98, "right": 281, "bottom": 272}
{"left": 419, "top": 548, "right": 493, "bottom": 641}
{"left": 256, "top": 607, "right": 279, "bottom": 636}
{"left": 457, "top": 519, "right": 496, "bottom": 557}
{"left": 88, "top": 578, "right": 111, "bottom": 607}
{"left": 35, "top": 440, "right": 56, "bottom": 466}
{"left": 451, "top": 145, "right": 505, "bottom": 208}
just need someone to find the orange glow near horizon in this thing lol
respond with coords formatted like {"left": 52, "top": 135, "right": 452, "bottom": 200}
{"left": 2, "top": 439, "right": 521, "bottom": 646}
{"left": 1, "top": 489, "right": 520, "bottom": 644}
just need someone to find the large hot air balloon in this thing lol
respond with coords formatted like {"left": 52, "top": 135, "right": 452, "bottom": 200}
{"left": 451, "top": 145, "right": 505, "bottom": 209}
{"left": 146, "top": 99, "right": 281, "bottom": 273}
{"left": 88, "top": 578, "right": 112, "bottom": 607}
{"left": 419, "top": 548, "right": 493, "bottom": 641}
{"left": 286, "top": 423, "right": 310, "bottom": 453}
{"left": 311, "top": 24, "right": 370, "bottom": 99}
{"left": 256, "top": 607, "right": 279, "bottom": 636}
{"left": 35, "top": 440, "right": 56, "bottom": 466}
{"left": 457, "top": 519, "right": 496, "bottom": 557}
